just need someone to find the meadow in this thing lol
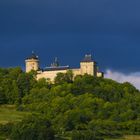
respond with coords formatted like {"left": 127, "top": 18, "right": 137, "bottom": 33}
{"left": 0, "top": 105, "right": 30, "bottom": 140}
{"left": 0, "top": 105, "right": 29, "bottom": 124}
{"left": 106, "top": 135, "right": 140, "bottom": 140}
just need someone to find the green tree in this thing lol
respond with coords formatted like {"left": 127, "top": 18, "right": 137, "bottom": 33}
{"left": 55, "top": 70, "right": 73, "bottom": 84}
{"left": 10, "top": 114, "right": 55, "bottom": 140}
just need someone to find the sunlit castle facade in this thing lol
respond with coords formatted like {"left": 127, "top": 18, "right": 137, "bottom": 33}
{"left": 25, "top": 52, "right": 104, "bottom": 81}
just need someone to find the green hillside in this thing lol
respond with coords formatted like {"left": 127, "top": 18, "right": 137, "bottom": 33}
{"left": 0, "top": 68, "right": 140, "bottom": 139}
{"left": 0, "top": 105, "right": 29, "bottom": 124}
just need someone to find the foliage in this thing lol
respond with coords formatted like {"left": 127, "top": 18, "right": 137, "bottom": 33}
{"left": 54, "top": 70, "right": 73, "bottom": 84}
{"left": 0, "top": 67, "right": 36, "bottom": 105}
{"left": 10, "top": 114, "right": 55, "bottom": 140}
{"left": 0, "top": 68, "right": 140, "bottom": 139}
{"left": 71, "top": 130, "right": 104, "bottom": 140}
{"left": 0, "top": 123, "right": 13, "bottom": 138}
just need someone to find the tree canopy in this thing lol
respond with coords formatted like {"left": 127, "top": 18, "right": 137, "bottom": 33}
{"left": 0, "top": 68, "right": 140, "bottom": 139}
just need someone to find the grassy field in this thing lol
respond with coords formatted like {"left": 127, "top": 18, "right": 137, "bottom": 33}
{"left": 105, "top": 135, "right": 140, "bottom": 140}
{"left": 124, "top": 135, "right": 140, "bottom": 140}
{"left": 0, "top": 105, "right": 30, "bottom": 139}
{"left": 0, "top": 105, "right": 29, "bottom": 124}
{"left": 57, "top": 135, "right": 140, "bottom": 140}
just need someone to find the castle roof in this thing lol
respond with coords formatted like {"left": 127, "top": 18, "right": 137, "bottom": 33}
{"left": 26, "top": 52, "right": 38, "bottom": 60}
{"left": 44, "top": 66, "right": 70, "bottom": 71}
{"left": 81, "top": 54, "right": 94, "bottom": 62}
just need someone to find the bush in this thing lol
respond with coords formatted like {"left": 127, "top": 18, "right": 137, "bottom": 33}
{"left": 72, "top": 130, "right": 104, "bottom": 140}
{"left": 0, "top": 123, "right": 14, "bottom": 137}
{"left": 10, "top": 114, "right": 55, "bottom": 140}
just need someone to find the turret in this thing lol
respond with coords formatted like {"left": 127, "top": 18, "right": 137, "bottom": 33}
{"left": 51, "top": 57, "right": 59, "bottom": 67}
{"left": 80, "top": 54, "right": 97, "bottom": 76}
{"left": 25, "top": 52, "right": 39, "bottom": 73}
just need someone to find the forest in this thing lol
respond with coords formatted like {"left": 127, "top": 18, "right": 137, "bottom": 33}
{"left": 0, "top": 67, "right": 140, "bottom": 140}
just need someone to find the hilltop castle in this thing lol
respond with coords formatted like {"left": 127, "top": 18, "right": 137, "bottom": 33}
{"left": 25, "top": 53, "right": 104, "bottom": 81}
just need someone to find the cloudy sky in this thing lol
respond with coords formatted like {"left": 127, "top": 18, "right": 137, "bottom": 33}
{"left": 1, "top": 0, "right": 140, "bottom": 89}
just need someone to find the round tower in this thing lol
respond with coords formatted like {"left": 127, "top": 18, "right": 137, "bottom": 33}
{"left": 25, "top": 52, "right": 39, "bottom": 73}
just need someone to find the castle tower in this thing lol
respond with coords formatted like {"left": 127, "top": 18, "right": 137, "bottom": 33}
{"left": 80, "top": 54, "right": 97, "bottom": 76}
{"left": 25, "top": 52, "right": 39, "bottom": 73}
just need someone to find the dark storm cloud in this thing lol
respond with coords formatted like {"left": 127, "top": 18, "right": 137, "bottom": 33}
{"left": 0, "top": 0, "right": 140, "bottom": 72}
{"left": 1, "top": 0, "right": 140, "bottom": 32}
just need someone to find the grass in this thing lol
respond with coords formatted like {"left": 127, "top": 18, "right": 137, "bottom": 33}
{"left": 0, "top": 105, "right": 30, "bottom": 124}
{"left": 105, "top": 135, "right": 140, "bottom": 140}
{"left": 0, "top": 105, "right": 30, "bottom": 139}
{"left": 124, "top": 135, "right": 140, "bottom": 140}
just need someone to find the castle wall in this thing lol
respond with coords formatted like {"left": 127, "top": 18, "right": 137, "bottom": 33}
{"left": 37, "top": 68, "right": 82, "bottom": 81}
{"left": 36, "top": 67, "right": 103, "bottom": 81}
{"left": 26, "top": 54, "right": 103, "bottom": 81}
{"left": 72, "top": 69, "right": 81, "bottom": 77}
{"left": 37, "top": 69, "right": 68, "bottom": 81}
{"left": 25, "top": 59, "right": 39, "bottom": 73}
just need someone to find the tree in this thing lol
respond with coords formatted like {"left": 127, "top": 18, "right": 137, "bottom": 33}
{"left": 54, "top": 70, "right": 73, "bottom": 84}
{"left": 10, "top": 114, "right": 55, "bottom": 140}
{"left": 0, "top": 88, "right": 7, "bottom": 104}
{"left": 17, "top": 72, "right": 36, "bottom": 105}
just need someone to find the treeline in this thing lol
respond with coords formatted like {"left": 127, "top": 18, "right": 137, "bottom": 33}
{"left": 0, "top": 68, "right": 140, "bottom": 139}
{"left": 0, "top": 67, "right": 36, "bottom": 105}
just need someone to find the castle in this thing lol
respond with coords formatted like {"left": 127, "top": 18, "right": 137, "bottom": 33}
{"left": 25, "top": 52, "right": 104, "bottom": 81}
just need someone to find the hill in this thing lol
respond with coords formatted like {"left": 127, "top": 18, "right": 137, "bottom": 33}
{"left": 0, "top": 68, "right": 140, "bottom": 139}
